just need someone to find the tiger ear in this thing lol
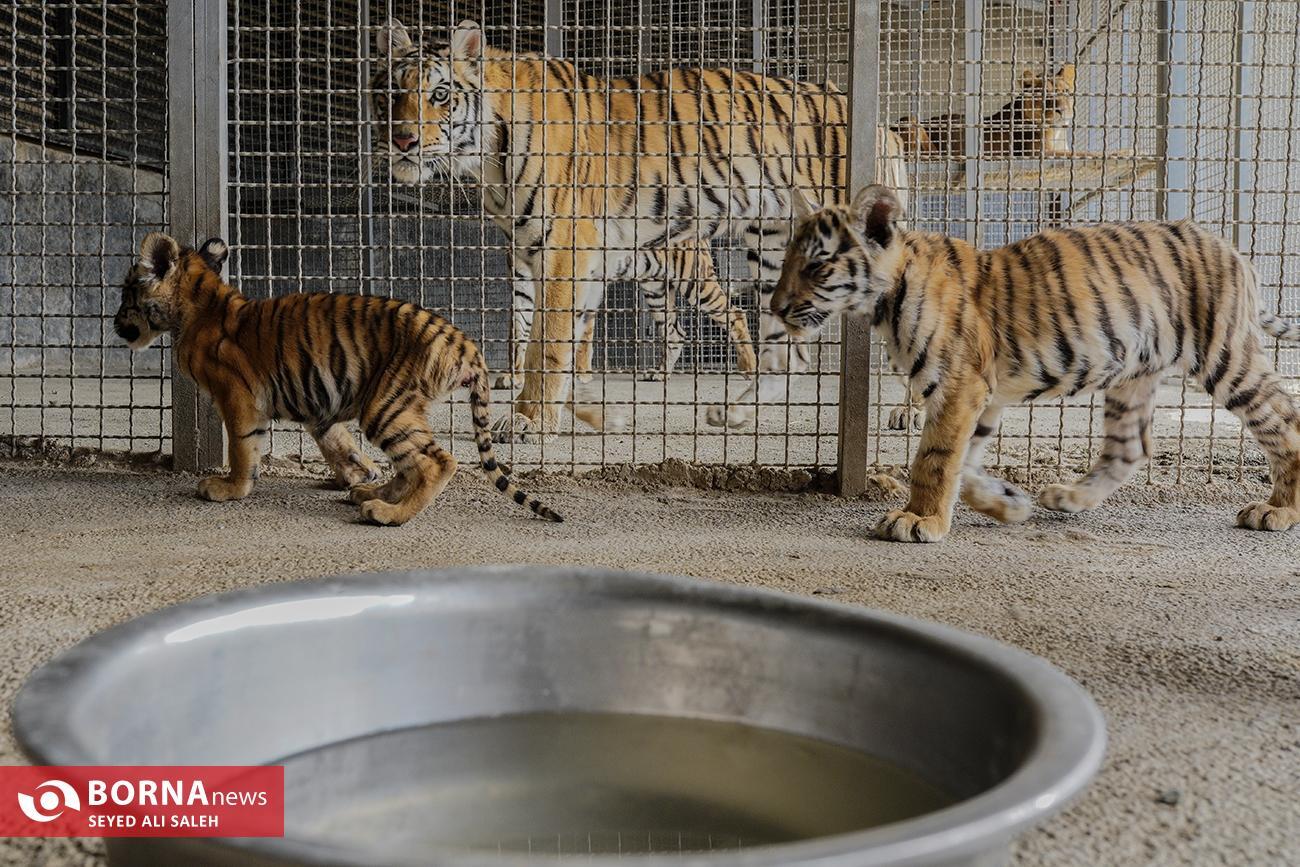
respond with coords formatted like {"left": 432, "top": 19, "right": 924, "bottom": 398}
{"left": 790, "top": 187, "right": 821, "bottom": 220}
{"left": 1055, "top": 63, "right": 1076, "bottom": 91}
{"left": 139, "top": 232, "right": 180, "bottom": 282}
{"left": 377, "top": 18, "right": 414, "bottom": 58}
{"left": 451, "top": 20, "right": 483, "bottom": 60}
{"left": 1021, "top": 68, "right": 1044, "bottom": 88}
{"left": 198, "top": 237, "right": 229, "bottom": 274}
{"left": 851, "top": 185, "right": 903, "bottom": 248}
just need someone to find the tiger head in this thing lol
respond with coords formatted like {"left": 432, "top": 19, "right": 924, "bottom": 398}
{"left": 1013, "top": 64, "right": 1076, "bottom": 131}
{"left": 370, "top": 18, "right": 491, "bottom": 184}
{"left": 770, "top": 185, "right": 907, "bottom": 340}
{"left": 114, "top": 233, "right": 227, "bottom": 349}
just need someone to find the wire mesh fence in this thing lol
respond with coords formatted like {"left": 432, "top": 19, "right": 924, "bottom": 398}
{"left": 2, "top": 0, "right": 1299, "bottom": 488}
{"left": 1, "top": 1, "right": 169, "bottom": 457}
{"left": 222, "top": 0, "right": 865, "bottom": 474}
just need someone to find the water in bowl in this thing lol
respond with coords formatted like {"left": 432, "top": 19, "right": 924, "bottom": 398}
{"left": 279, "top": 711, "right": 953, "bottom": 858}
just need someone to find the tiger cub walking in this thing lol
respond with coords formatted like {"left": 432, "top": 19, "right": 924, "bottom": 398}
{"left": 113, "top": 232, "right": 563, "bottom": 525}
{"left": 773, "top": 185, "right": 1300, "bottom": 542}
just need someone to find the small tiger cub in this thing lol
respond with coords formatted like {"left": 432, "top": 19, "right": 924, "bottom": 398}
{"left": 775, "top": 185, "right": 1300, "bottom": 542}
{"left": 113, "top": 232, "right": 563, "bottom": 525}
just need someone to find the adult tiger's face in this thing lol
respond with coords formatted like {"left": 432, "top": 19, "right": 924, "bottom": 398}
{"left": 771, "top": 186, "right": 906, "bottom": 340}
{"left": 370, "top": 18, "right": 486, "bottom": 185}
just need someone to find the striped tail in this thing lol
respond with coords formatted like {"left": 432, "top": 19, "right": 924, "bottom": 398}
{"left": 1260, "top": 313, "right": 1300, "bottom": 344}
{"left": 467, "top": 365, "right": 564, "bottom": 522}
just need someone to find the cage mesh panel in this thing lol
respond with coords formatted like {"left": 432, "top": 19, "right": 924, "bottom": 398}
{"left": 4, "top": 0, "right": 1299, "bottom": 485}
{"left": 226, "top": 0, "right": 847, "bottom": 472}
{"left": 875, "top": 0, "right": 1300, "bottom": 485}
{"left": 1, "top": 0, "right": 169, "bottom": 455}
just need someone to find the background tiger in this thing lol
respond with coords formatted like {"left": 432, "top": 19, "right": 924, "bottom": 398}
{"left": 892, "top": 65, "right": 1079, "bottom": 160}
{"left": 774, "top": 184, "right": 1300, "bottom": 542}
{"left": 371, "top": 18, "right": 908, "bottom": 440}
{"left": 112, "top": 232, "right": 564, "bottom": 526}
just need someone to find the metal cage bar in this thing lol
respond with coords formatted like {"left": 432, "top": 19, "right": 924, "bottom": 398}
{"left": 168, "top": 0, "right": 229, "bottom": 472}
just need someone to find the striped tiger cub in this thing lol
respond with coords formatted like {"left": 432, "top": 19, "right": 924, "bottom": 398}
{"left": 774, "top": 185, "right": 1300, "bottom": 542}
{"left": 370, "top": 18, "right": 908, "bottom": 440}
{"left": 112, "top": 233, "right": 564, "bottom": 525}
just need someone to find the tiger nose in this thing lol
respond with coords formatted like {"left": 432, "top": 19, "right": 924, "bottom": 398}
{"left": 392, "top": 133, "right": 418, "bottom": 152}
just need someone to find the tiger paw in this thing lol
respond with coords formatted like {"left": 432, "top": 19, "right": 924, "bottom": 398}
{"left": 639, "top": 370, "right": 670, "bottom": 383}
{"left": 196, "top": 476, "right": 252, "bottom": 502}
{"left": 1236, "top": 501, "right": 1300, "bottom": 532}
{"left": 359, "top": 499, "right": 408, "bottom": 527}
{"left": 1038, "top": 483, "right": 1100, "bottom": 514}
{"left": 705, "top": 402, "right": 754, "bottom": 429}
{"left": 963, "top": 475, "right": 1033, "bottom": 524}
{"left": 490, "top": 411, "right": 554, "bottom": 444}
{"left": 873, "top": 509, "right": 949, "bottom": 543}
{"left": 349, "top": 482, "right": 384, "bottom": 505}
{"left": 493, "top": 372, "right": 519, "bottom": 390}
{"left": 576, "top": 371, "right": 594, "bottom": 384}
{"left": 333, "top": 451, "right": 380, "bottom": 490}
{"left": 887, "top": 405, "right": 924, "bottom": 431}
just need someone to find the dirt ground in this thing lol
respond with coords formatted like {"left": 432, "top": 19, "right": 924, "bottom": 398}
{"left": 1, "top": 460, "right": 1297, "bottom": 866}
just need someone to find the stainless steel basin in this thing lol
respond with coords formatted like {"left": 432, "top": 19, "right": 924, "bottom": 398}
{"left": 13, "top": 567, "right": 1105, "bottom": 866}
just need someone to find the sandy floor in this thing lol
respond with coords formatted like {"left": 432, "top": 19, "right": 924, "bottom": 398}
{"left": 1, "top": 460, "right": 1297, "bottom": 866}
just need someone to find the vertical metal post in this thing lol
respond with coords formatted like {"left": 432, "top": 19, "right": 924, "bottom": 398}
{"left": 963, "top": 0, "right": 982, "bottom": 245}
{"left": 1232, "top": 1, "right": 1256, "bottom": 251}
{"left": 168, "top": 0, "right": 228, "bottom": 472}
{"left": 1155, "top": 0, "right": 1188, "bottom": 221}
{"left": 751, "top": 0, "right": 766, "bottom": 74}
{"left": 837, "top": 0, "right": 880, "bottom": 497}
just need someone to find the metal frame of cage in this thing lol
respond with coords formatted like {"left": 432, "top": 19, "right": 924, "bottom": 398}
{"left": 2, "top": 1, "right": 1298, "bottom": 495}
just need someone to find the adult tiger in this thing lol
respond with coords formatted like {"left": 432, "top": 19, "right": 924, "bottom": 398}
{"left": 773, "top": 184, "right": 1300, "bottom": 541}
{"left": 370, "top": 18, "right": 908, "bottom": 439}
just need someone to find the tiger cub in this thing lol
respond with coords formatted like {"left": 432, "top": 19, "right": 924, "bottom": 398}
{"left": 775, "top": 185, "right": 1300, "bottom": 542}
{"left": 113, "top": 232, "right": 564, "bottom": 525}
{"left": 892, "top": 65, "right": 1077, "bottom": 159}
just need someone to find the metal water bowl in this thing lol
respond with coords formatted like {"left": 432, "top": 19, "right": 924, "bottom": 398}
{"left": 13, "top": 568, "right": 1104, "bottom": 866}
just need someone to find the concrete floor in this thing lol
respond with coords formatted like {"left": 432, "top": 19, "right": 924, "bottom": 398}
{"left": 1, "top": 460, "right": 1298, "bottom": 866}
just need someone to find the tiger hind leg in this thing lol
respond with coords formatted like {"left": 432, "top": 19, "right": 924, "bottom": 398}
{"left": 348, "top": 472, "right": 413, "bottom": 506}
{"left": 1209, "top": 353, "right": 1300, "bottom": 531}
{"left": 1039, "top": 376, "right": 1158, "bottom": 514}
{"left": 677, "top": 259, "right": 757, "bottom": 376}
{"left": 639, "top": 274, "right": 686, "bottom": 382}
{"left": 355, "top": 401, "right": 457, "bottom": 526}
{"left": 959, "top": 404, "right": 1033, "bottom": 523}
{"left": 312, "top": 423, "right": 379, "bottom": 489}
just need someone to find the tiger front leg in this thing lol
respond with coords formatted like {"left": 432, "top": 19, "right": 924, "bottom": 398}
{"left": 493, "top": 300, "right": 576, "bottom": 443}
{"left": 574, "top": 311, "right": 596, "bottom": 383}
{"left": 198, "top": 394, "right": 267, "bottom": 503}
{"left": 874, "top": 377, "right": 989, "bottom": 543}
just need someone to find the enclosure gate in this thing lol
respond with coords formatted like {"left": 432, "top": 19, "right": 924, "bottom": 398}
{"left": 3, "top": 1, "right": 1299, "bottom": 492}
